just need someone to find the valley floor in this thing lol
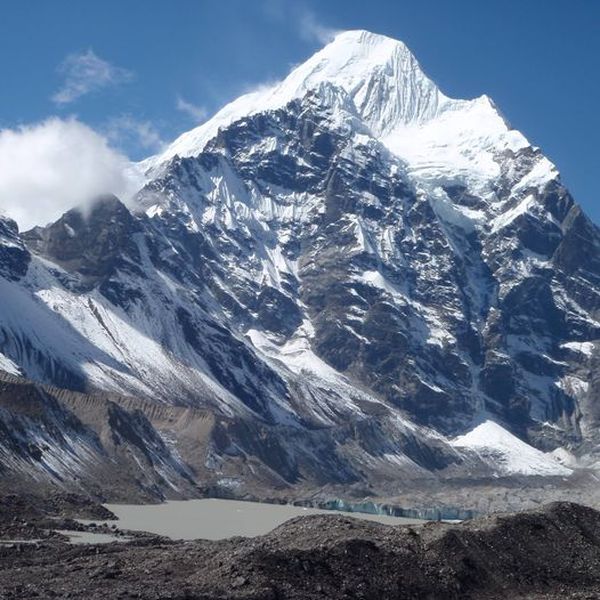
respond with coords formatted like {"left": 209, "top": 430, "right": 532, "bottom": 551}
{"left": 1, "top": 494, "right": 600, "bottom": 599}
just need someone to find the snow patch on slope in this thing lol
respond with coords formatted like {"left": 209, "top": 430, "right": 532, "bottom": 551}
{"left": 561, "top": 341, "right": 595, "bottom": 356}
{"left": 0, "top": 352, "right": 21, "bottom": 376}
{"left": 385, "top": 96, "right": 528, "bottom": 196}
{"left": 490, "top": 194, "right": 536, "bottom": 233}
{"left": 246, "top": 322, "right": 344, "bottom": 383}
{"left": 451, "top": 420, "right": 572, "bottom": 476}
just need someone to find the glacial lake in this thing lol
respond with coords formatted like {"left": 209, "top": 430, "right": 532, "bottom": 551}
{"left": 103, "top": 498, "right": 423, "bottom": 540}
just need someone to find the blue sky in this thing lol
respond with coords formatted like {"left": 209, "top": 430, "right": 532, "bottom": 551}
{"left": 1, "top": 0, "right": 599, "bottom": 221}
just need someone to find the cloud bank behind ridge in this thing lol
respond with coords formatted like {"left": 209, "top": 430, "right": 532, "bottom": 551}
{"left": 0, "top": 118, "right": 140, "bottom": 230}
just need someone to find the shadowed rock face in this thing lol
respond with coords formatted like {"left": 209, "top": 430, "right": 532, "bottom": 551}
{"left": 0, "top": 217, "right": 29, "bottom": 281}
{"left": 1, "top": 501, "right": 600, "bottom": 599}
{"left": 22, "top": 195, "right": 142, "bottom": 292}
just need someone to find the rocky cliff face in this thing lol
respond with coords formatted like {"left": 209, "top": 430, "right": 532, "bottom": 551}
{"left": 0, "top": 371, "right": 200, "bottom": 501}
{"left": 0, "top": 217, "right": 29, "bottom": 282}
{"left": 0, "top": 30, "right": 598, "bottom": 498}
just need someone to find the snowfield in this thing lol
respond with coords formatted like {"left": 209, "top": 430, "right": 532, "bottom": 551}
{"left": 451, "top": 420, "right": 572, "bottom": 477}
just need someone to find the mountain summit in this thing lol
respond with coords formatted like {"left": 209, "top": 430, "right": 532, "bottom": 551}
{"left": 288, "top": 29, "right": 446, "bottom": 129}
{"left": 144, "top": 30, "right": 549, "bottom": 200}
{"left": 146, "top": 30, "right": 447, "bottom": 167}
{"left": 0, "top": 31, "right": 598, "bottom": 505}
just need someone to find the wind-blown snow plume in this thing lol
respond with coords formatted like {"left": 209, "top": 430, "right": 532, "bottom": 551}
{"left": 259, "top": 1, "right": 339, "bottom": 45}
{"left": 176, "top": 96, "right": 208, "bottom": 123}
{"left": 0, "top": 118, "right": 139, "bottom": 230}
{"left": 298, "top": 10, "right": 339, "bottom": 44}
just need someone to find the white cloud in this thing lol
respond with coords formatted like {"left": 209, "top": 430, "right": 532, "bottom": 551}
{"left": 0, "top": 118, "right": 140, "bottom": 230}
{"left": 176, "top": 96, "right": 208, "bottom": 123}
{"left": 52, "top": 50, "right": 133, "bottom": 105}
{"left": 106, "top": 115, "right": 165, "bottom": 152}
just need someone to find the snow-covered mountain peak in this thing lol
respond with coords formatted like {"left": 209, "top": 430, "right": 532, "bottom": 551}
{"left": 2, "top": 28, "right": 600, "bottom": 498}
{"left": 140, "top": 29, "right": 557, "bottom": 219}
{"left": 276, "top": 29, "right": 449, "bottom": 133}
{"left": 141, "top": 30, "right": 459, "bottom": 173}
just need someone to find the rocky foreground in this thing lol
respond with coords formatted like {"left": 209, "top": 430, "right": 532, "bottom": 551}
{"left": 1, "top": 497, "right": 600, "bottom": 598}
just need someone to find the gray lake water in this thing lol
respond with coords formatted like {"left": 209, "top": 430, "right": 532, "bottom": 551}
{"left": 104, "top": 499, "right": 423, "bottom": 540}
